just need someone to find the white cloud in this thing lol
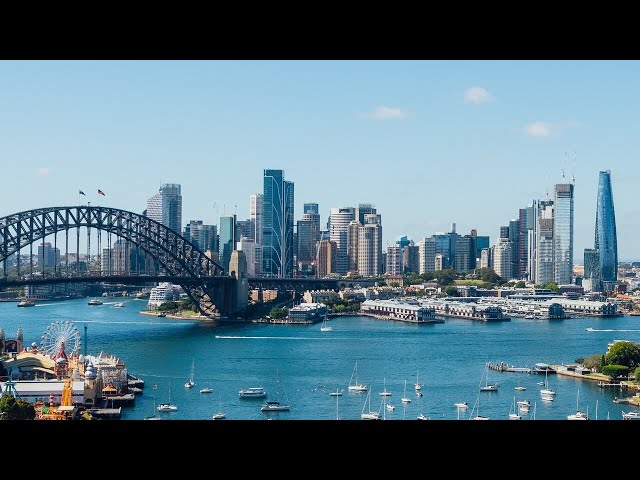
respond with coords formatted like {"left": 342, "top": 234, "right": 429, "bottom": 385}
{"left": 35, "top": 167, "right": 50, "bottom": 176}
{"left": 360, "top": 106, "right": 408, "bottom": 120}
{"left": 464, "top": 86, "right": 493, "bottom": 104}
{"left": 524, "top": 121, "right": 552, "bottom": 137}
{"left": 523, "top": 120, "right": 581, "bottom": 138}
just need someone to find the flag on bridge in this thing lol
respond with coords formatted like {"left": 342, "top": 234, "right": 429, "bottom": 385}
{"left": 97, "top": 189, "right": 105, "bottom": 196}
{"left": 79, "top": 190, "right": 86, "bottom": 196}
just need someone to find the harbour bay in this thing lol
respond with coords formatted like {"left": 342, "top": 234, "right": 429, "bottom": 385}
{"left": 1, "top": 298, "right": 639, "bottom": 421}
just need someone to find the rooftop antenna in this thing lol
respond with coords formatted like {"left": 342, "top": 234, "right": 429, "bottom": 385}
{"left": 562, "top": 152, "right": 567, "bottom": 182}
{"left": 213, "top": 202, "right": 219, "bottom": 224}
{"left": 571, "top": 151, "right": 576, "bottom": 185}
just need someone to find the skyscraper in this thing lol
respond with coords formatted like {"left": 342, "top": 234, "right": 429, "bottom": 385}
{"left": 250, "top": 194, "right": 264, "bottom": 245}
{"left": 356, "top": 204, "right": 376, "bottom": 225}
{"left": 535, "top": 200, "right": 554, "bottom": 285}
{"left": 358, "top": 214, "right": 382, "bottom": 277}
{"left": 553, "top": 182, "right": 575, "bottom": 285}
{"left": 263, "top": 170, "right": 294, "bottom": 277}
{"left": 493, "top": 238, "right": 513, "bottom": 280}
{"left": 594, "top": 170, "right": 618, "bottom": 290}
{"left": 219, "top": 214, "right": 237, "bottom": 272}
{"left": 329, "top": 207, "right": 355, "bottom": 275}
{"left": 146, "top": 183, "right": 182, "bottom": 234}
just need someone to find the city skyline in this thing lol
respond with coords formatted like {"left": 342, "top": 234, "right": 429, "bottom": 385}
{"left": 1, "top": 61, "right": 639, "bottom": 260}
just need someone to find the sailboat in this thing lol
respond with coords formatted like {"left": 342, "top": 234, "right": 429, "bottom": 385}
{"left": 469, "top": 393, "right": 489, "bottom": 420}
{"left": 360, "top": 390, "right": 381, "bottom": 420}
{"left": 144, "top": 397, "right": 162, "bottom": 420}
{"left": 212, "top": 396, "right": 226, "bottom": 420}
{"left": 567, "top": 389, "right": 588, "bottom": 420}
{"left": 184, "top": 358, "right": 196, "bottom": 388}
{"left": 261, "top": 371, "right": 291, "bottom": 412}
{"left": 320, "top": 312, "right": 332, "bottom": 332}
{"left": 348, "top": 361, "right": 368, "bottom": 393}
{"left": 415, "top": 371, "right": 422, "bottom": 391}
{"left": 379, "top": 377, "right": 392, "bottom": 396}
{"left": 401, "top": 379, "right": 411, "bottom": 403}
{"left": 417, "top": 392, "right": 429, "bottom": 420}
{"left": 157, "top": 384, "right": 177, "bottom": 412}
{"left": 479, "top": 365, "right": 499, "bottom": 391}
{"left": 539, "top": 368, "right": 555, "bottom": 399}
{"left": 508, "top": 396, "right": 522, "bottom": 420}
{"left": 335, "top": 389, "right": 340, "bottom": 420}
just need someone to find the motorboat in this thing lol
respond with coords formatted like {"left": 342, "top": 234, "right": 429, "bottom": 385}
{"left": 622, "top": 411, "right": 640, "bottom": 420}
{"left": 329, "top": 389, "right": 343, "bottom": 397}
{"left": 17, "top": 300, "right": 35, "bottom": 307}
{"left": 239, "top": 387, "right": 267, "bottom": 398}
{"left": 515, "top": 386, "right": 526, "bottom": 391}
{"left": 261, "top": 401, "right": 291, "bottom": 412}
{"left": 200, "top": 387, "right": 213, "bottom": 394}
{"left": 114, "top": 302, "right": 125, "bottom": 308}
{"left": 567, "top": 411, "right": 588, "bottom": 420}
{"left": 454, "top": 402, "right": 468, "bottom": 409}
{"left": 212, "top": 412, "right": 226, "bottom": 420}
{"left": 417, "top": 413, "right": 430, "bottom": 420}
{"left": 88, "top": 299, "right": 103, "bottom": 305}
{"left": 480, "top": 384, "right": 499, "bottom": 392}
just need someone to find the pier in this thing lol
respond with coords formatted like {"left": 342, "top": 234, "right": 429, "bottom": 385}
{"left": 486, "top": 362, "right": 532, "bottom": 373}
{"left": 89, "top": 407, "right": 122, "bottom": 419}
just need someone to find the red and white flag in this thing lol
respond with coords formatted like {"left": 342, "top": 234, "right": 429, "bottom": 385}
{"left": 97, "top": 189, "right": 105, "bottom": 196}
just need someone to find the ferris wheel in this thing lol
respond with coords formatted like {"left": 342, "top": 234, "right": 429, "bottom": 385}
{"left": 40, "top": 320, "right": 81, "bottom": 358}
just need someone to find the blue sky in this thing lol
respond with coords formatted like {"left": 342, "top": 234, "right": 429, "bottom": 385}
{"left": 1, "top": 60, "right": 638, "bottom": 261}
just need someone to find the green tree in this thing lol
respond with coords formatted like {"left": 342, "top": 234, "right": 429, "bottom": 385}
{"left": 605, "top": 341, "right": 640, "bottom": 369}
{"left": 180, "top": 298, "right": 195, "bottom": 311}
{"left": 536, "top": 282, "right": 560, "bottom": 293}
{"left": 157, "top": 301, "right": 180, "bottom": 312}
{"left": 634, "top": 366, "right": 640, "bottom": 383}
{"left": 269, "top": 307, "right": 288, "bottom": 319}
{"left": 0, "top": 394, "right": 35, "bottom": 420}
{"left": 477, "top": 268, "right": 502, "bottom": 285}
{"left": 434, "top": 269, "right": 457, "bottom": 286}
{"left": 515, "top": 281, "right": 526, "bottom": 288}
{"left": 389, "top": 282, "right": 400, "bottom": 288}
{"left": 601, "top": 364, "right": 630, "bottom": 380}
{"left": 444, "top": 286, "right": 459, "bottom": 297}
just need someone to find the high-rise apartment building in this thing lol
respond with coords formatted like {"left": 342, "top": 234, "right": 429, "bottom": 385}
{"left": 146, "top": 183, "right": 182, "bottom": 234}
{"left": 347, "top": 220, "right": 360, "bottom": 273}
{"left": 594, "top": 170, "right": 618, "bottom": 291}
{"left": 402, "top": 242, "right": 420, "bottom": 274}
{"left": 263, "top": 170, "right": 294, "bottom": 277}
{"left": 493, "top": 238, "right": 513, "bottom": 280}
{"left": 356, "top": 204, "right": 376, "bottom": 225}
{"left": 418, "top": 237, "right": 436, "bottom": 274}
{"left": 386, "top": 244, "right": 403, "bottom": 276}
{"left": 329, "top": 207, "right": 355, "bottom": 275}
{"left": 296, "top": 219, "right": 317, "bottom": 264}
{"left": 184, "top": 220, "right": 218, "bottom": 253}
{"left": 358, "top": 214, "right": 382, "bottom": 277}
{"left": 553, "top": 183, "right": 575, "bottom": 285}
{"left": 317, "top": 239, "right": 337, "bottom": 278}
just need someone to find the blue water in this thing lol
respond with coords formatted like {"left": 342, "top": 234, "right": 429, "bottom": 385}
{"left": 2, "top": 297, "right": 639, "bottom": 420}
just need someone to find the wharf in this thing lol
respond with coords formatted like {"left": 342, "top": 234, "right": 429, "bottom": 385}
{"left": 486, "top": 362, "right": 532, "bottom": 373}
{"left": 127, "top": 374, "right": 145, "bottom": 389}
{"left": 103, "top": 393, "right": 135, "bottom": 406}
{"left": 89, "top": 407, "right": 122, "bottom": 419}
{"left": 358, "top": 312, "right": 445, "bottom": 324}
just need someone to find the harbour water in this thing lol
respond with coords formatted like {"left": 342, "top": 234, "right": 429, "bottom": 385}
{"left": 2, "top": 297, "right": 639, "bottom": 420}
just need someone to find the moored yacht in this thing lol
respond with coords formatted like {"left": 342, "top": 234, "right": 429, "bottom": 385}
{"left": 239, "top": 387, "right": 267, "bottom": 398}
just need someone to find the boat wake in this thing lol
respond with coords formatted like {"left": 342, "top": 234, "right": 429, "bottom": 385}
{"left": 585, "top": 328, "right": 640, "bottom": 332}
{"left": 215, "top": 335, "right": 334, "bottom": 340}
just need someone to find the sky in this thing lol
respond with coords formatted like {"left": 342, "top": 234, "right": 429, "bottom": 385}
{"left": 1, "top": 60, "right": 639, "bottom": 261}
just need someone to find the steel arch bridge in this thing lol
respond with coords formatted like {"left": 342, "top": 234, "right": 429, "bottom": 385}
{"left": 0, "top": 206, "right": 233, "bottom": 315}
